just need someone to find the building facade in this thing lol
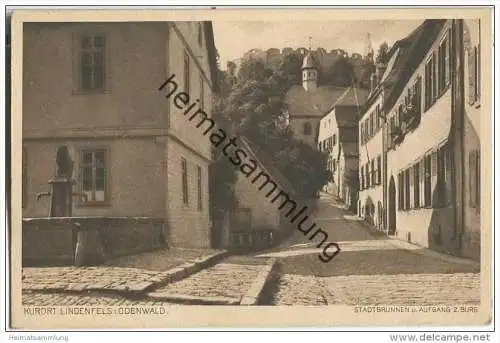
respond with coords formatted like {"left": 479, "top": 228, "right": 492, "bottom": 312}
{"left": 337, "top": 142, "right": 359, "bottom": 211}
{"left": 456, "top": 19, "right": 481, "bottom": 261}
{"left": 385, "top": 20, "right": 453, "bottom": 251}
{"left": 22, "top": 21, "right": 218, "bottom": 249}
{"left": 353, "top": 19, "right": 482, "bottom": 262}
{"left": 358, "top": 93, "right": 384, "bottom": 228}
{"left": 318, "top": 102, "right": 366, "bottom": 208}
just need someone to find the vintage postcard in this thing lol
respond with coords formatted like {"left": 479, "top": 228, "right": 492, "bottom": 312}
{"left": 8, "top": 6, "right": 493, "bottom": 329}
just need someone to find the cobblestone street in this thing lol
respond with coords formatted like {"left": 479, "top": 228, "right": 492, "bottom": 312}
{"left": 21, "top": 194, "right": 481, "bottom": 307}
{"left": 265, "top": 193, "right": 481, "bottom": 306}
{"left": 273, "top": 273, "right": 480, "bottom": 305}
{"left": 22, "top": 255, "right": 270, "bottom": 306}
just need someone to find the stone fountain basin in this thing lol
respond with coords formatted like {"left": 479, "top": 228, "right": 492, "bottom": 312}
{"left": 22, "top": 217, "right": 166, "bottom": 267}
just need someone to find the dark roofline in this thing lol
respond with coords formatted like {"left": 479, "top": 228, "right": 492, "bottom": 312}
{"left": 361, "top": 20, "right": 446, "bottom": 116}
{"left": 382, "top": 19, "right": 447, "bottom": 112}
{"left": 239, "top": 137, "right": 297, "bottom": 195}
{"left": 203, "top": 21, "right": 220, "bottom": 93}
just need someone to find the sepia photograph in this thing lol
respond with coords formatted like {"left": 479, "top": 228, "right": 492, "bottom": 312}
{"left": 6, "top": 6, "right": 494, "bottom": 331}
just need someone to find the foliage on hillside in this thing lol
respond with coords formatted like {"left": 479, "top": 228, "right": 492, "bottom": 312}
{"left": 209, "top": 43, "right": 389, "bottom": 225}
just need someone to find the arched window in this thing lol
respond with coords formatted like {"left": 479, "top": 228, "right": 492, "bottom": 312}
{"left": 303, "top": 122, "right": 312, "bottom": 135}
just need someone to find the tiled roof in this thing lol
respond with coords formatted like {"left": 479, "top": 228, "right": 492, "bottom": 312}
{"left": 361, "top": 20, "right": 447, "bottom": 114}
{"left": 239, "top": 137, "right": 297, "bottom": 196}
{"left": 335, "top": 87, "right": 370, "bottom": 107}
{"left": 285, "top": 84, "right": 351, "bottom": 117}
{"left": 382, "top": 19, "right": 447, "bottom": 111}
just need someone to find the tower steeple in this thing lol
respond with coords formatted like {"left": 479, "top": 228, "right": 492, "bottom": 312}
{"left": 302, "top": 40, "right": 318, "bottom": 92}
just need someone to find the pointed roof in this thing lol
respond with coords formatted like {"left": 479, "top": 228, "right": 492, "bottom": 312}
{"left": 302, "top": 51, "right": 317, "bottom": 69}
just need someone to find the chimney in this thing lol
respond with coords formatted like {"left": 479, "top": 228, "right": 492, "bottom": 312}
{"left": 376, "top": 62, "right": 387, "bottom": 81}
{"left": 370, "top": 73, "right": 378, "bottom": 93}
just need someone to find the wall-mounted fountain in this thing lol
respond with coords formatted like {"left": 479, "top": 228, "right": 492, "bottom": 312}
{"left": 22, "top": 146, "right": 166, "bottom": 267}
{"left": 34, "top": 146, "right": 106, "bottom": 266}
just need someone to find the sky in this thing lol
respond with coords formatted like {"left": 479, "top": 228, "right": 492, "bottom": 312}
{"left": 213, "top": 20, "right": 423, "bottom": 69}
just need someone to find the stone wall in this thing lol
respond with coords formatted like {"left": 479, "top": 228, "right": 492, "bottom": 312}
{"left": 22, "top": 217, "right": 166, "bottom": 267}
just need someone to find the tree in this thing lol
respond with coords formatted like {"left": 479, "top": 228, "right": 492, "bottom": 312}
{"left": 278, "top": 52, "right": 303, "bottom": 86}
{"left": 376, "top": 41, "right": 390, "bottom": 64}
{"left": 237, "top": 57, "right": 273, "bottom": 83}
{"left": 320, "top": 57, "right": 355, "bottom": 87}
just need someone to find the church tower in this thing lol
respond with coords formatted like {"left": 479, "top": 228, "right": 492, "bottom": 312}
{"left": 302, "top": 51, "right": 318, "bottom": 92}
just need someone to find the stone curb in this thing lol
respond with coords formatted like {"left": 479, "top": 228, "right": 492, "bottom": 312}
{"left": 240, "top": 258, "right": 278, "bottom": 306}
{"left": 22, "top": 250, "right": 230, "bottom": 296}
{"left": 386, "top": 238, "right": 480, "bottom": 269}
{"left": 147, "top": 292, "right": 239, "bottom": 305}
{"left": 146, "top": 250, "right": 231, "bottom": 292}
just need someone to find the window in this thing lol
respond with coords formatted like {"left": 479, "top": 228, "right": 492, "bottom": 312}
{"left": 366, "top": 163, "right": 370, "bottom": 188}
{"left": 333, "top": 134, "right": 337, "bottom": 146}
{"left": 369, "top": 112, "right": 374, "bottom": 137}
{"left": 404, "top": 169, "right": 410, "bottom": 210}
{"left": 78, "top": 35, "right": 106, "bottom": 92}
{"left": 376, "top": 104, "right": 382, "bottom": 129}
{"left": 414, "top": 162, "right": 420, "bottom": 208}
{"left": 469, "top": 150, "right": 481, "bottom": 210}
{"left": 413, "top": 76, "right": 422, "bottom": 113}
{"left": 184, "top": 51, "right": 190, "bottom": 94}
{"left": 303, "top": 122, "right": 312, "bottom": 135}
{"left": 432, "top": 52, "right": 438, "bottom": 100}
{"left": 182, "top": 158, "right": 189, "bottom": 205}
{"left": 398, "top": 104, "right": 404, "bottom": 124}
{"left": 80, "top": 149, "right": 108, "bottom": 204}
{"left": 469, "top": 44, "right": 481, "bottom": 105}
{"left": 424, "top": 154, "right": 432, "bottom": 206}
{"left": 365, "top": 120, "right": 369, "bottom": 141}
{"left": 360, "top": 166, "right": 364, "bottom": 190}
{"left": 376, "top": 156, "right": 381, "bottom": 185}
{"left": 197, "top": 22, "right": 203, "bottom": 47}
{"left": 371, "top": 159, "right": 376, "bottom": 186}
{"left": 389, "top": 116, "right": 395, "bottom": 141}
{"left": 424, "top": 54, "right": 435, "bottom": 110}
{"left": 436, "top": 147, "right": 446, "bottom": 206}
{"left": 398, "top": 172, "right": 404, "bottom": 210}
{"left": 438, "top": 33, "right": 451, "bottom": 92}
{"left": 197, "top": 165, "right": 202, "bottom": 211}
{"left": 22, "top": 147, "right": 27, "bottom": 208}
{"left": 360, "top": 123, "right": 364, "bottom": 144}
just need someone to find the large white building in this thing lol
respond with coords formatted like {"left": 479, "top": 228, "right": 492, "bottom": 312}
{"left": 358, "top": 19, "right": 482, "bottom": 261}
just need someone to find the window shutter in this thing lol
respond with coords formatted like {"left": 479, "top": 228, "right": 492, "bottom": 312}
{"left": 468, "top": 48, "right": 476, "bottom": 105}
{"left": 469, "top": 150, "right": 476, "bottom": 207}
{"left": 477, "top": 44, "right": 481, "bottom": 101}
{"left": 476, "top": 151, "right": 481, "bottom": 208}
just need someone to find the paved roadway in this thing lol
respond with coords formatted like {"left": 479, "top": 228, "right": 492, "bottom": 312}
{"left": 22, "top": 193, "right": 480, "bottom": 307}
{"left": 256, "top": 193, "right": 481, "bottom": 306}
